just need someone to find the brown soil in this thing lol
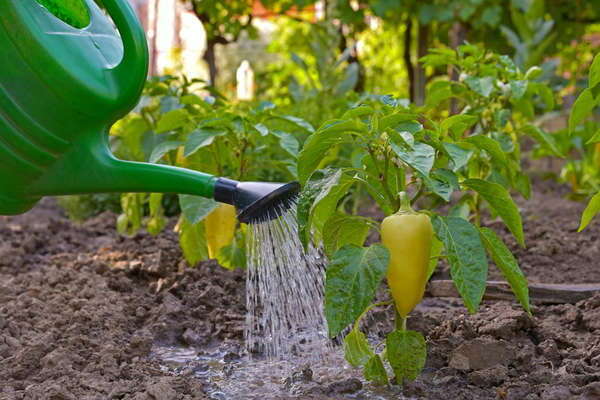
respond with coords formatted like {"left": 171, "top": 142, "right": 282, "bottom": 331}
{"left": 2, "top": 179, "right": 600, "bottom": 400}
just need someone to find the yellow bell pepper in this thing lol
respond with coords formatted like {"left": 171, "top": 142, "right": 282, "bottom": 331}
{"left": 205, "top": 203, "right": 237, "bottom": 259}
{"left": 381, "top": 193, "right": 433, "bottom": 318}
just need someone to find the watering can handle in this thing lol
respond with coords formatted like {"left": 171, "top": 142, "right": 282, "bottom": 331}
{"left": 102, "top": 0, "right": 149, "bottom": 106}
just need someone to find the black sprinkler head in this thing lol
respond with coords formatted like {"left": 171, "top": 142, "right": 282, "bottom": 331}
{"left": 214, "top": 178, "right": 300, "bottom": 224}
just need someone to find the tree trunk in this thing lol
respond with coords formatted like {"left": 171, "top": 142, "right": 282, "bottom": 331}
{"left": 174, "top": 1, "right": 182, "bottom": 49}
{"left": 403, "top": 18, "right": 415, "bottom": 103}
{"left": 338, "top": 26, "right": 365, "bottom": 93}
{"left": 204, "top": 39, "right": 218, "bottom": 86}
{"left": 449, "top": 22, "right": 467, "bottom": 114}
{"left": 413, "top": 23, "right": 429, "bottom": 106}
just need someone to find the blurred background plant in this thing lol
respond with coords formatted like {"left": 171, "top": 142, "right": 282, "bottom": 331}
{"left": 56, "top": 0, "right": 600, "bottom": 268}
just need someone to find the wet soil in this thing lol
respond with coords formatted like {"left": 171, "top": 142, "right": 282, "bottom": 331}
{"left": 2, "top": 178, "right": 600, "bottom": 399}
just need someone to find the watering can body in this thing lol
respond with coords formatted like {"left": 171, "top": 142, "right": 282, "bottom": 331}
{"left": 0, "top": 0, "right": 299, "bottom": 222}
{"left": 0, "top": 0, "right": 215, "bottom": 215}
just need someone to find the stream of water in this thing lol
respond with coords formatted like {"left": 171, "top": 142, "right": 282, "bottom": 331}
{"left": 245, "top": 202, "right": 330, "bottom": 360}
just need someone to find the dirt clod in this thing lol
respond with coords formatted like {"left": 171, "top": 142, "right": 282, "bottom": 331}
{"left": 449, "top": 338, "right": 515, "bottom": 371}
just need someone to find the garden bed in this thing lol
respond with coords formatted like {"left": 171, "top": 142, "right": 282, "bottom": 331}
{"left": 2, "top": 179, "right": 600, "bottom": 399}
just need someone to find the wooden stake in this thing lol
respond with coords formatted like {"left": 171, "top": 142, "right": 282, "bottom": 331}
{"left": 426, "top": 280, "right": 600, "bottom": 304}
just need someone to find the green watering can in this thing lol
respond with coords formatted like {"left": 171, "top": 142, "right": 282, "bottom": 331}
{"left": 0, "top": 0, "right": 298, "bottom": 223}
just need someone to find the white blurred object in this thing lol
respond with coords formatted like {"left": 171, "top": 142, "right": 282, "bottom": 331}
{"left": 236, "top": 60, "right": 255, "bottom": 101}
{"left": 315, "top": 1, "right": 325, "bottom": 21}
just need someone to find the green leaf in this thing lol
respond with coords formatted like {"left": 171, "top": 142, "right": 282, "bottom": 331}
{"left": 178, "top": 217, "right": 208, "bottom": 265}
{"left": 325, "top": 244, "right": 390, "bottom": 337}
{"left": 184, "top": 128, "right": 227, "bottom": 157}
{"left": 514, "top": 173, "right": 532, "bottom": 200}
{"left": 117, "top": 193, "right": 144, "bottom": 236}
{"left": 149, "top": 141, "right": 183, "bottom": 163}
{"left": 432, "top": 215, "right": 488, "bottom": 313}
{"left": 533, "top": 83, "right": 554, "bottom": 110}
{"left": 297, "top": 176, "right": 328, "bottom": 250}
{"left": 179, "top": 195, "right": 217, "bottom": 224}
{"left": 298, "top": 119, "right": 367, "bottom": 184}
{"left": 424, "top": 169, "right": 459, "bottom": 202}
{"left": 217, "top": 229, "right": 246, "bottom": 270}
{"left": 427, "top": 236, "right": 443, "bottom": 280}
{"left": 449, "top": 198, "right": 471, "bottom": 219}
{"left": 310, "top": 170, "right": 354, "bottom": 234}
{"left": 465, "top": 76, "right": 495, "bottom": 97}
{"left": 521, "top": 125, "right": 563, "bottom": 157}
{"left": 180, "top": 94, "right": 207, "bottom": 107}
{"left": 443, "top": 142, "right": 472, "bottom": 171}
{"left": 344, "top": 329, "right": 374, "bottom": 367}
{"left": 389, "top": 133, "right": 435, "bottom": 176}
{"left": 440, "top": 114, "right": 478, "bottom": 137}
{"left": 279, "top": 115, "right": 315, "bottom": 133}
{"left": 512, "top": 97, "right": 535, "bottom": 119}
{"left": 500, "top": 25, "right": 522, "bottom": 50}
{"left": 426, "top": 81, "right": 454, "bottom": 107}
{"left": 342, "top": 105, "right": 374, "bottom": 119}
{"left": 463, "top": 135, "right": 508, "bottom": 167}
{"left": 479, "top": 227, "right": 530, "bottom": 313}
{"left": 364, "top": 354, "right": 389, "bottom": 385}
{"left": 586, "top": 128, "right": 600, "bottom": 144}
{"left": 386, "top": 330, "right": 427, "bottom": 384}
{"left": 156, "top": 109, "right": 189, "bottom": 133}
{"left": 525, "top": 66, "right": 543, "bottom": 80}
{"left": 510, "top": 80, "right": 528, "bottom": 100}
{"left": 589, "top": 53, "right": 600, "bottom": 89}
{"left": 578, "top": 192, "right": 600, "bottom": 231}
{"left": 271, "top": 130, "right": 300, "bottom": 158}
{"left": 147, "top": 193, "right": 166, "bottom": 235}
{"left": 380, "top": 113, "right": 419, "bottom": 131}
{"left": 394, "top": 121, "right": 424, "bottom": 135}
{"left": 323, "top": 213, "right": 371, "bottom": 257}
{"left": 254, "top": 123, "right": 269, "bottom": 136}
{"left": 569, "top": 88, "right": 597, "bottom": 134}
{"left": 481, "top": 4, "right": 501, "bottom": 26}
{"left": 463, "top": 179, "right": 524, "bottom": 246}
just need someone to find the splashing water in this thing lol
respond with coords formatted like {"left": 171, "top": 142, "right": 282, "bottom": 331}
{"left": 245, "top": 200, "right": 330, "bottom": 360}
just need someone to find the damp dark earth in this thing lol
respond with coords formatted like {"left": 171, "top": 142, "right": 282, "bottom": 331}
{"left": 1, "top": 179, "right": 600, "bottom": 400}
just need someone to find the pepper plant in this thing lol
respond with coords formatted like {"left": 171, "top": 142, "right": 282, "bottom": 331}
{"left": 567, "top": 53, "right": 600, "bottom": 231}
{"left": 296, "top": 45, "right": 558, "bottom": 385}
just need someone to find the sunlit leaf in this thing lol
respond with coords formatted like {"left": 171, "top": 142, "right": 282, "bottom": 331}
{"left": 463, "top": 179, "right": 525, "bottom": 246}
{"left": 386, "top": 330, "right": 427, "bottom": 384}
{"left": 432, "top": 216, "right": 488, "bottom": 313}
{"left": 344, "top": 329, "right": 374, "bottom": 367}
{"left": 325, "top": 244, "right": 389, "bottom": 337}
{"left": 364, "top": 354, "right": 389, "bottom": 385}
{"left": 569, "top": 88, "right": 597, "bottom": 134}
{"left": 179, "top": 195, "right": 217, "bottom": 224}
{"left": 579, "top": 192, "right": 600, "bottom": 231}
{"left": 156, "top": 109, "right": 189, "bottom": 133}
{"left": 323, "top": 213, "right": 371, "bottom": 257}
{"left": 479, "top": 227, "right": 530, "bottom": 314}
{"left": 149, "top": 141, "right": 183, "bottom": 163}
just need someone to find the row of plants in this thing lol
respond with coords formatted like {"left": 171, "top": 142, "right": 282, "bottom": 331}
{"left": 61, "top": 45, "right": 600, "bottom": 385}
